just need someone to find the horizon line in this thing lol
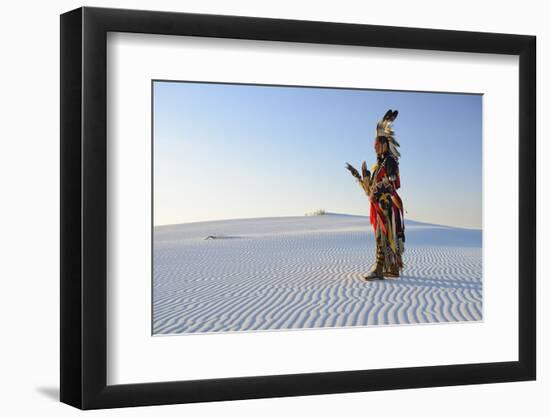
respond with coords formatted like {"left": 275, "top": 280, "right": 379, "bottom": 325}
{"left": 154, "top": 212, "right": 482, "bottom": 231}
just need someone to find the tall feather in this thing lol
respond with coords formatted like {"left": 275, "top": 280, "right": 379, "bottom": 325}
{"left": 361, "top": 161, "right": 370, "bottom": 180}
{"left": 375, "top": 109, "right": 400, "bottom": 159}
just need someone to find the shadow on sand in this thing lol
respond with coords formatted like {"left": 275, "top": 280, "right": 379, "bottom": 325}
{"left": 387, "top": 275, "right": 482, "bottom": 291}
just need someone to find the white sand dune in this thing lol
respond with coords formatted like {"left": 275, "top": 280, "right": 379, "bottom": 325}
{"left": 153, "top": 213, "right": 482, "bottom": 334}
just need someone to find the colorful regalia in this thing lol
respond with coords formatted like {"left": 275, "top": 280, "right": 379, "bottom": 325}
{"left": 346, "top": 109, "right": 405, "bottom": 279}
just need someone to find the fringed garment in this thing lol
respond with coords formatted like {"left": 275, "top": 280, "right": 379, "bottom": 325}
{"left": 368, "top": 153, "right": 405, "bottom": 272}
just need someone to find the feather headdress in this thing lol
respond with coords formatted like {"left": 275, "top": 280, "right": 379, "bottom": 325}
{"left": 376, "top": 109, "right": 400, "bottom": 159}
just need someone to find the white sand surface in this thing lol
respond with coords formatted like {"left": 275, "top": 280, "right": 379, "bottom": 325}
{"left": 153, "top": 214, "right": 482, "bottom": 334}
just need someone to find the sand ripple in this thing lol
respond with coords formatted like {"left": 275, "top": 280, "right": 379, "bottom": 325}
{"left": 153, "top": 215, "right": 482, "bottom": 334}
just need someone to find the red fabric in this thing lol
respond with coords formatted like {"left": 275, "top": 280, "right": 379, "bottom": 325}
{"left": 370, "top": 202, "right": 387, "bottom": 235}
{"left": 375, "top": 166, "right": 386, "bottom": 182}
{"left": 370, "top": 163, "right": 401, "bottom": 236}
{"left": 370, "top": 203, "right": 377, "bottom": 231}
{"left": 391, "top": 191, "right": 403, "bottom": 210}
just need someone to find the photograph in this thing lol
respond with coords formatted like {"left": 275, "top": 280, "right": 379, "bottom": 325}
{"left": 152, "top": 81, "right": 483, "bottom": 335}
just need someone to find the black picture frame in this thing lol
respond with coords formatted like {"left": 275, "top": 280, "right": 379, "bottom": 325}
{"left": 60, "top": 6, "right": 536, "bottom": 410}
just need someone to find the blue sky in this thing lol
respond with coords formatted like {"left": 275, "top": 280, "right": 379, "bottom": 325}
{"left": 153, "top": 81, "right": 482, "bottom": 229}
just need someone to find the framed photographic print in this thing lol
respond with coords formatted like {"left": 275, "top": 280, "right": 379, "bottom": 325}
{"left": 60, "top": 6, "right": 536, "bottom": 410}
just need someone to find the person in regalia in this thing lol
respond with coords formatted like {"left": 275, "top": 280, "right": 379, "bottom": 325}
{"left": 346, "top": 109, "right": 405, "bottom": 280}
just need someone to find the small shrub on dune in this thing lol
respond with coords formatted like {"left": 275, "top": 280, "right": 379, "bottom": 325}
{"left": 305, "top": 209, "right": 326, "bottom": 216}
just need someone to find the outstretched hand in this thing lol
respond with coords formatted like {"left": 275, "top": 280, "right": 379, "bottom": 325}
{"left": 345, "top": 162, "right": 361, "bottom": 180}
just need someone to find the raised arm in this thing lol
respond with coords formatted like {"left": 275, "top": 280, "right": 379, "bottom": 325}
{"left": 345, "top": 162, "right": 371, "bottom": 196}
